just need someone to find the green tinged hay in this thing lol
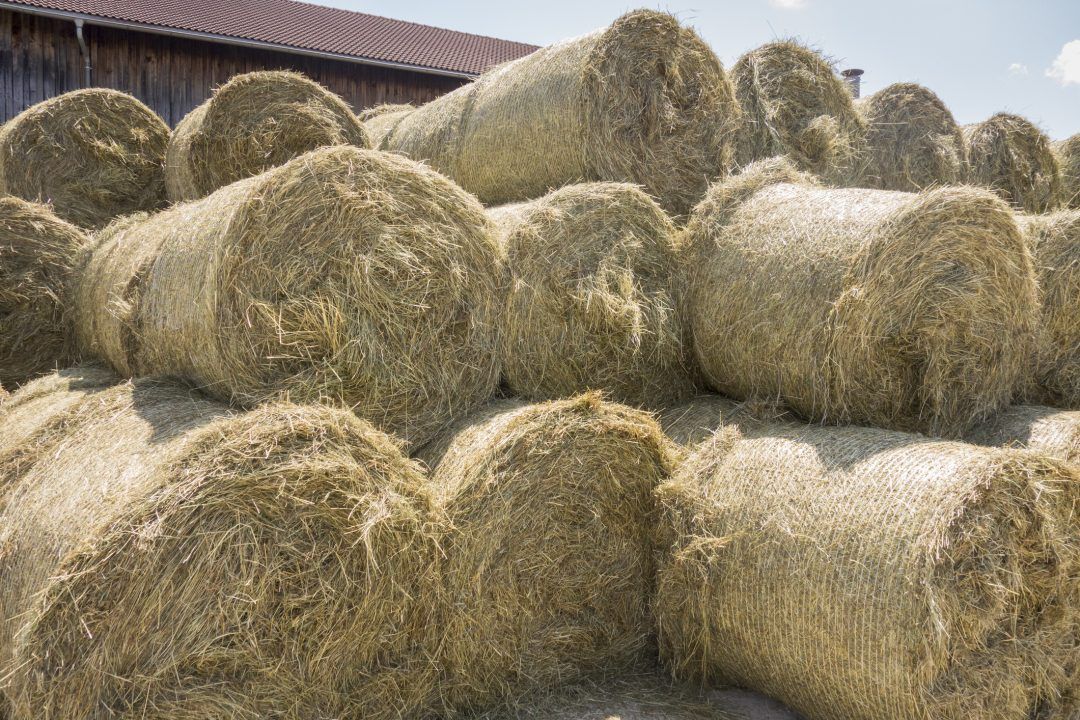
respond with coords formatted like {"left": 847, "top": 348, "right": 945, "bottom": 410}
{"left": 360, "top": 103, "right": 415, "bottom": 147}
{"left": 655, "top": 400, "right": 1080, "bottom": 720}
{"left": 415, "top": 394, "right": 677, "bottom": 717}
{"left": 166, "top": 71, "right": 371, "bottom": 202}
{"left": 856, "top": 82, "right": 966, "bottom": 191}
{"left": 0, "top": 89, "right": 169, "bottom": 229}
{"left": 964, "top": 113, "right": 1062, "bottom": 213}
{"left": 0, "top": 197, "right": 88, "bottom": 388}
{"left": 491, "top": 182, "right": 697, "bottom": 407}
{"left": 74, "top": 146, "right": 503, "bottom": 448}
{"left": 382, "top": 10, "right": 739, "bottom": 216}
{"left": 1056, "top": 134, "right": 1080, "bottom": 208}
{"left": 685, "top": 158, "right": 1038, "bottom": 437}
{"left": 0, "top": 368, "right": 439, "bottom": 720}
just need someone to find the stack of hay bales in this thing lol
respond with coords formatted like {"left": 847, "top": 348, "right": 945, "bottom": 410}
{"left": 491, "top": 182, "right": 697, "bottom": 407}
{"left": 0, "top": 368, "right": 440, "bottom": 720}
{"left": 964, "top": 113, "right": 1062, "bottom": 213}
{"left": 1055, "top": 133, "right": 1080, "bottom": 208}
{"left": 0, "top": 88, "right": 169, "bottom": 229}
{"left": 380, "top": 10, "right": 740, "bottom": 216}
{"left": 360, "top": 103, "right": 414, "bottom": 146}
{"left": 166, "top": 71, "right": 371, "bottom": 201}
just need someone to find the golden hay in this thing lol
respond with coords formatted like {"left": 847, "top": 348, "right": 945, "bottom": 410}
{"left": 965, "top": 404, "right": 1080, "bottom": 466}
{"left": 360, "top": 103, "right": 414, "bottom": 147}
{"left": 1056, "top": 134, "right": 1080, "bottom": 209}
{"left": 382, "top": 10, "right": 739, "bottom": 216}
{"left": 0, "top": 368, "right": 439, "bottom": 720}
{"left": 73, "top": 146, "right": 504, "bottom": 448}
{"left": 166, "top": 71, "right": 371, "bottom": 202}
{"left": 856, "top": 82, "right": 966, "bottom": 191}
{"left": 684, "top": 158, "right": 1038, "bottom": 437}
{"left": 654, "top": 403, "right": 1080, "bottom": 720}
{"left": 0, "top": 196, "right": 88, "bottom": 388}
{"left": 964, "top": 113, "right": 1063, "bottom": 213}
{"left": 730, "top": 41, "right": 866, "bottom": 181}
{"left": 0, "top": 89, "right": 169, "bottom": 229}
{"left": 490, "top": 182, "right": 697, "bottom": 407}
{"left": 415, "top": 394, "right": 677, "bottom": 717}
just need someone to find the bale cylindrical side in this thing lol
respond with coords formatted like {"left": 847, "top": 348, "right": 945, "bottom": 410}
{"left": 685, "top": 158, "right": 1038, "bottom": 437}
{"left": 0, "top": 197, "right": 89, "bottom": 388}
{"left": 0, "top": 368, "right": 439, "bottom": 720}
{"left": 964, "top": 404, "right": 1080, "bottom": 466}
{"left": 0, "top": 89, "right": 169, "bottom": 229}
{"left": 165, "top": 71, "right": 371, "bottom": 202}
{"left": 856, "top": 82, "right": 966, "bottom": 191}
{"left": 1056, "top": 134, "right": 1080, "bottom": 209}
{"left": 360, "top": 103, "right": 414, "bottom": 147}
{"left": 964, "top": 113, "right": 1062, "bottom": 213}
{"left": 654, "top": 409, "right": 1080, "bottom": 720}
{"left": 73, "top": 146, "right": 504, "bottom": 448}
{"left": 491, "top": 182, "right": 697, "bottom": 407}
{"left": 415, "top": 394, "right": 677, "bottom": 716}
{"left": 382, "top": 10, "right": 739, "bottom": 216}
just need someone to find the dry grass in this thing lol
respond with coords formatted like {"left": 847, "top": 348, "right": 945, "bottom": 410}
{"left": 0, "top": 89, "right": 169, "bottom": 229}
{"left": 684, "top": 158, "right": 1038, "bottom": 437}
{"left": 73, "top": 146, "right": 504, "bottom": 448}
{"left": 965, "top": 404, "right": 1080, "bottom": 466}
{"left": 1054, "top": 134, "right": 1080, "bottom": 209}
{"left": 360, "top": 103, "right": 414, "bottom": 147}
{"left": 964, "top": 113, "right": 1062, "bottom": 213}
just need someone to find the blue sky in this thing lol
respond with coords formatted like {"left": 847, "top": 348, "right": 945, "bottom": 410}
{"left": 302, "top": 0, "right": 1080, "bottom": 140}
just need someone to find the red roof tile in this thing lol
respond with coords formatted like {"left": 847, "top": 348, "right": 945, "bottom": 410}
{"left": 3, "top": 0, "right": 539, "bottom": 76}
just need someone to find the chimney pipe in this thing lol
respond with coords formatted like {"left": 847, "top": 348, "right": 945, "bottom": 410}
{"left": 841, "top": 68, "right": 864, "bottom": 99}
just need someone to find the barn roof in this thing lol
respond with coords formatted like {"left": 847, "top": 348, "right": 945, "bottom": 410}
{"left": 1, "top": 0, "right": 539, "bottom": 77}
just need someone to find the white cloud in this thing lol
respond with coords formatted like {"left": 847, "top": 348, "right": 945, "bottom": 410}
{"left": 1008, "top": 62, "right": 1029, "bottom": 77}
{"left": 1046, "top": 39, "right": 1080, "bottom": 86}
{"left": 770, "top": 0, "right": 807, "bottom": 8}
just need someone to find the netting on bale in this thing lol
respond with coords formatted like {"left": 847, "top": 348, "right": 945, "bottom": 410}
{"left": 166, "top": 71, "right": 371, "bottom": 202}
{"left": 73, "top": 146, "right": 504, "bottom": 448}
{"left": 964, "top": 113, "right": 1062, "bottom": 213}
{"left": 965, "top": 404, "right": 1080, "bottom": 466}
{"left": 0, "top": 89, "right": 169, "bottom": 229}
{"left": 684, "top": 158, "right": 1038, "bottom": 437}
{"left": 1056, "top": 134, "right": 1080, "bottom": 209}
{"left": 381, "top": 10, "right": 739, "bottom": 216}
{"left": 654, "top": 405, "right": 1080, "bottom": 720}
{"left": 415, "top": 394, "right": 677, "bottom": 717}
{"left": 360, "top": 103, "right": 415, "bottom": 147}
{"left": 0, "top": 368, "right": 440, "bottom": 720}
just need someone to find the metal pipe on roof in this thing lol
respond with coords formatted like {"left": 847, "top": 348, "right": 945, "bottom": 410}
{"left": 74, "top": 18, "right": 91, "bottom": 87}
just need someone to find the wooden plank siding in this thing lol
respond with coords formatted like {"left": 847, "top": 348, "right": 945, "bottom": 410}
{"left": 0, "top": 7, "right": 466, "bottom": 126}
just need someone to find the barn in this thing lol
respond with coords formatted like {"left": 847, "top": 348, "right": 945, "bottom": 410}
{"left": 0, "top": 0, "right": 538, "bottom": 125}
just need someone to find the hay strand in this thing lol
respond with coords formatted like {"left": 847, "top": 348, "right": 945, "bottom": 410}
{"left": 964, "top": 113, "right": 1062, "bottom": 213}
{"left": 1056, "top": 133, "right": 1080, "bottom": 209}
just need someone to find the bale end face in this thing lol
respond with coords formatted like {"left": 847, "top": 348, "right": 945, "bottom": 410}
{"left": 1055, "top": 134, "right": 1080, "bottom": 209}
{"left": 964, "top": 113, "right": 1063, "bottom": 213}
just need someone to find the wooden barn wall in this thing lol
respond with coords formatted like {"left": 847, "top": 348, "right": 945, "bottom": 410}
{"left": 0, "top": 8, "right": 467, "bottom": 126}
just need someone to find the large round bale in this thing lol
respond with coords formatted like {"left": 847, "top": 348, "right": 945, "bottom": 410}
{"left": 1056, "top": 133, "right": 1080, "bottom": 208}
{"left": 0, "top": 197, "right": 88, "bottom": 388}
{"left": 491, "top": 182, "right": 697, "bottom": 407}
{"left": 964, "top": 113, "right": 1062, "bottom": 213}
{"left": 655, "top": 415, "right": 1080, "bottom": 720}
{"left": 0, "top": 368, "right": 439, "bottom": 720}
{"left": 730, "top": 41, "right": 866, "bottom": 181}
{"left": 382, "top": 10, "right": 739, "bottom": 216}
{"left": 856, "top": 82, "right": 966, "bottom": 191}
{"left": 360, "top": 103, "right": 414, "bottom": 147}
{"left": 0, "top": 89, "right": 169, "bottom": 229}
{"left": 73, "top": 145, "right": 504, "bottom": 448}
{"left": 166, "top": 71, "right": 371, "bottom": 202}
{"left": 965, "top": 404, "right": 1080, "bottom": 466}
{"left": 684, "top": 158, "right": 1038, "bottom": 437}
{"left": 415, "top": 394, "right": 677, "bottom": 716}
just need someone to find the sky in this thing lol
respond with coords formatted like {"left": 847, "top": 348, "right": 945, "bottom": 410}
{"left": 299, "top": 0, "right": 1080, "bottom": 140}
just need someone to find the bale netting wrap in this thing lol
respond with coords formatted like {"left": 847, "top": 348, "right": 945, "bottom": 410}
{"left": 965, "top": 405, "right": 1080, "bottom": 466}
{"left": 684, "top": 158, "right": 1038, "bottom": 437}
{"left": 415, "top": 394, "right": 677, "bottom": 716}
{"left": 730, "top": 41, "right": 867, "bottom": 181}
{"left": 0, "top": 89, "right": 168, "bottom": 230}
{"left": 856, "top": 82, "right": 966, "bottom": 191}
{"left": 660, "top": 394, "right": 791, "bottom": 448}
{"left": 1056, "top": 134, "right": 1080, "bottom": 208}
{"left": 0, "top": 197, "right": 89, "bottom": 388}
{"left": 73, "top": 145, "right": 504, "bottom": 448}
{"left": 382, "top": 10, "right": 739, "bottom": 216}
{"left": 0, "top": 369, "right": 440, "bottom": 720}
{"left": 166, "top": 71, "right": 372, "bottom": 202}
{"left": 964, "top": 113, "right": 1063, "bottom": 213}
{"left": 360, "top": 103, "right": 415, "bottom": 147}
{"left": 654, "top": 417, "right": 1080, "bottom": 720}
{"left": 491, "top": 182, "right": 697, "bottom": 407}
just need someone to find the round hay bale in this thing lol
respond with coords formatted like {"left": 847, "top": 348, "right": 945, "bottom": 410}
{"left": 655, "top": 416, "right": 1080, "bottom": 720}
{"left": 415, "top": 394, "right": 677, "bottom": 716}
{"left": 730, "top": 41, "right": 867, "bottom": 181}
{"left": 856, "top": 82, "right": 966, "bottom": 191}
{"left": 166, "top": 71, "right": 372, "bottom": 202}
{"left": 491, "top": 182, "right": 697, "bottom": 407}
{"left": 1055, "top": 133, "right": 1080, "bottom": 208}
{"left": 0, "top": 368, "right": 439, "bottom": 719}
{"left": 965, "top": 404, "right": 1080, "bottom": 466}
{"left": 0, "top": 89, "right": 169, "bottom": 229}
{"left": 360, "top": 103, "right": 414, "bottom": 147}
{"left": 382, "top": 10, "right": 739, "bottom": 216}
{"left": 684, "top": 158, "right": 1038, "bottom": 437}
{"left": 0, "top": 196, "right": 89, "bottom": 388}
{"left": 964, "top": 113, "right": 1062, "bottom": 213}
{"left": 73, "top": 145, "right": 504, "bottom": 448}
